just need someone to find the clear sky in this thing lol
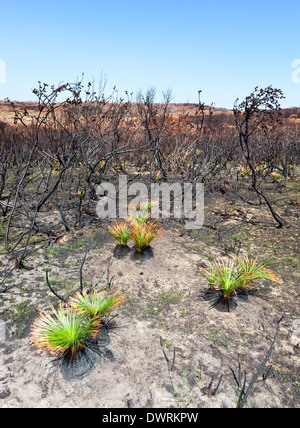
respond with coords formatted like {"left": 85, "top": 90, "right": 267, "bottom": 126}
{"left": 0, "top": 0, "right": 299, "bottom": 108}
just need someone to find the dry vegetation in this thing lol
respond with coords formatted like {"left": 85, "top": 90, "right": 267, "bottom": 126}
{"left": 0, "top": 82, "right": 299, "bottom": 408}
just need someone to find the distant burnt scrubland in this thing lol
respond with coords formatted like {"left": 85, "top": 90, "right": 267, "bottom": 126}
{"left": 0, "top": 83, "right": 299, "bottom": 265}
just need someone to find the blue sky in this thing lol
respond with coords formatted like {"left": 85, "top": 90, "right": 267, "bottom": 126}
{"left": 0, "top": 0, "right": 299, "bottom": 108}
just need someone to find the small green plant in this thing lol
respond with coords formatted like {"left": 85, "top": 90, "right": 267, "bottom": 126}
{"left": 70, "top": 289, "right": 125, "bottom": 321}
{"left": 202, "top": 260, "right": 247, "bottom": 301}
{"left": 107, "top": 221, "right": 132, "bottom": 246}
{"left": 6, "top": 301, "right": 38, "bottom": 338}
{"left": 133, "top": 202, "right": 152, "bottom": 223}
{"left": 200, "top": 256, "right": 281, "bottom": 310}
{"left": 131, "top": 220, "right": 161, "bottom": 253}
{"left": 31, "top": 305, "right": 100, "bottom": 357}
{"left": 77, "top": 189, "right": 86, "bottom": 200}
{"left": 270, "top": 172, "right": 281, "bottom": 181}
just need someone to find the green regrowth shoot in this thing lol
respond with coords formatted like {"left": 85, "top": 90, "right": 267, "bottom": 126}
{"left": 133, "top": 202, "right": 152, "bottom": 223}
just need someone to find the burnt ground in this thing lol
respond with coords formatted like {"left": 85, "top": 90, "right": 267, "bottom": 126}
{"left": 0, "top": 183, "right": 299, "bottom": 408}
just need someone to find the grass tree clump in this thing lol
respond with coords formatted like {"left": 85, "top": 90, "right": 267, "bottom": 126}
{"left": 107, "top": 221, "right": 132, "bottom": 246}
{"left": 108, "top": 221, "right": 133, "bottom": 258}
{"left": 200, "top": 259, "right": 251, "bottom": 311}
{"left": 70, "top": 289, "right": 125, "bottom": 322}
{"left": 200, "top": 257, "right": 281, "bottom": 312}
{"left": 206, "top": 260, "right": 247, "bottom": 298}
{"left": 31, "top": 287, "right": 125, "bottom": 377}
{"left": 70, "top": 289, "right": 125, "bottom": 345}
{"left": 107, "top": 206, "right": 161, "bottom": 259}
{"left": 131, "top": 219, "right": 161, "bottom": 254}
{"left": 30, "top": 305, "right": 100, "bottom": 358}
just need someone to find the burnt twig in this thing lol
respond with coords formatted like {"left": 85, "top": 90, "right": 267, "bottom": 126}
{"left": 201, "top": 374, "right": 223, "bottom": 397}
{"left": 160, "top": 336, "right": 176, "bottom": 372}
{"left": 79, "top": 228, "right": 104, "bottom": 295}
{"left": 45, "top": 270, "right": 68, "bottom": 304}
{"left": 231, "top": 316, "right": 283, "bottom": 408}
{"left": 238, "top": 316, "right": 283, "bottom": 408}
